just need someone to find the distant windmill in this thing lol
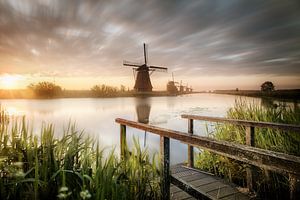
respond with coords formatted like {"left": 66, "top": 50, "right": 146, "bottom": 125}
{"left": 123, "top": 43, "right": 167, "bottom": 92}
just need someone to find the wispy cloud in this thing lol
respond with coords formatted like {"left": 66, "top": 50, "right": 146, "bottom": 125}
{"left": 0, "top": 0, "right": 299, "bottom": 88}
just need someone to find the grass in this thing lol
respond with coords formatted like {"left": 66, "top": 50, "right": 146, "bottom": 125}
{"left": 0, "top": 109, "right": 161, "bottom": 200}
{"left": 195, "top": 99, "right": 300, "bottom": 199}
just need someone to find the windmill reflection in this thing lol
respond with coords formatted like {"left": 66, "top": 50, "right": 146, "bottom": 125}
{"left": 135, "top": 98, "right": 151, "bottom": 147}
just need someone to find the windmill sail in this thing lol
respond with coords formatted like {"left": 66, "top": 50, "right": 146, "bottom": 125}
{"left": 123, "top": 43, "right": 167, "bottom": 92}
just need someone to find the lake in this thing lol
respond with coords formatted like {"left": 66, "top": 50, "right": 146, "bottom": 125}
{"left": 0, "top": 93, "right": 261, "bottom": 164}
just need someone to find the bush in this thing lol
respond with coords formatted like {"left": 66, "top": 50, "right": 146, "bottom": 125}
{"left": 28, "top": 82, "right": 62, "bottom": 97}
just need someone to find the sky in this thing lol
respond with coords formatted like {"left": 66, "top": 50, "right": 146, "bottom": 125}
{"left": 0, "top": 0, "right": 300, "bottom": 90}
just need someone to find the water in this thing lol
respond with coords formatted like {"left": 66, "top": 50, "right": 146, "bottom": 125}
{"left": 0, "top": 93, "right": 259, "bottom": 164}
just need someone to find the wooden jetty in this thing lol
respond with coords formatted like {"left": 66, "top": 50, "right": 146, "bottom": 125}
{"left": 115, "top": 115, "right": 300, "bottom": 200}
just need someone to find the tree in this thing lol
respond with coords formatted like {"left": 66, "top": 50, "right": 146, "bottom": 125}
{"left": 91, "top": 84, "right": 118, "bottom": 97}
{"left": 261, "top": 81, "right": 275, "bottom": 92}
{"left": 28, "top": 82, "right": 62, "bottom": 97}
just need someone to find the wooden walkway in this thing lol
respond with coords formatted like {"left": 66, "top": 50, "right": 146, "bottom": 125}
{"left": 116, "top": 115, "right": 300, "bottom": 200}
{"left": 170, "top": 164, "right": 250, "bottom": 200}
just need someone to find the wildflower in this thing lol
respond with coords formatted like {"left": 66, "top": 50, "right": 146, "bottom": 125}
{"left": 57, "top": 187, "right": 72, "bottom": 199}
{"left": 57, "top": 193, "right": 67, "bottom": 199}
{"left": 59, "top": 186, "right": 69, "bottom": 193}
{"left": 80, "top": 189, "right": 91, "bottom": 199}
{"left": 15, "top": 170, "right": 25, "bottom": 178}
{"left": 12, "top": 162, "right": 23, "bottom": 167}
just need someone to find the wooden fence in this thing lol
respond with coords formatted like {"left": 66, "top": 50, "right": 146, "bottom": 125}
{"left": 115, "top": 115, "right": 300, "bottom": 200}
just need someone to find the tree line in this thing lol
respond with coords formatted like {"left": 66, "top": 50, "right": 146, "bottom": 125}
{"left": 26, "top": 81, "right": 276, "bottom": 98}
{"left": 27, "top": 81, "right": 129, "bottom": 98}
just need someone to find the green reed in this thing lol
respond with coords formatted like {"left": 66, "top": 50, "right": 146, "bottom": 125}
{"left": 195, "top": 99, "right": 300, "bottom": 199}
{"left": 0, "top": 110, "right": 161, "bottom": 200}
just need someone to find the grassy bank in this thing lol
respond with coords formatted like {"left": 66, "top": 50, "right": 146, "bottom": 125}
{"left": 195, "top": 99, "right": 300, "bottom": 199}
{"left": 0, "top": 110, "right": 161, "bottom": 200}
{"left": 214, "top": 89, "right": 300, "bottom": 101}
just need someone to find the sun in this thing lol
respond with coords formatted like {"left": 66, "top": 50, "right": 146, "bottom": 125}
{"left": 0, "top": 75, "right": 19, "bottom": 89}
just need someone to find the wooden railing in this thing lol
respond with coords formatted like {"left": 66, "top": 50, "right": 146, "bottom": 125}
{"left": 181, "top": 114, "right": 300, "bottom": 194}
{"left": 115, "top": 116, "right": 300, "bottom": 200}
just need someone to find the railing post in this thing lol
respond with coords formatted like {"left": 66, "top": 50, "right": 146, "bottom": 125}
{"left": 160, "top": 136, "right": 170, "bottom": 200}
{"left": 120, "top": 124, "right": 127, "bottom": 159}
{"left": 246, "top": 126, "right": 255, "bottom": 192}
{"left": 289, "top": 174, "right": 300, "bottom": 200}
{"left": 187, "top": 119, "right": 194, "bottom": 168}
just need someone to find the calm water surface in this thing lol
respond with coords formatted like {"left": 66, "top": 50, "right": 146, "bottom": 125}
{"left": 0, "top": 93, "right": 260, "bottom": 164}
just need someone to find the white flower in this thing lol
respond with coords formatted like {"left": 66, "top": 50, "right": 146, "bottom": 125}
{"left": 15, "top": 170, "right": 25, "bottom": 178}
{"left": 57, "top": 193, "right": 67, "bottom": 199}
{"left": 59, "top": 186, "right": 69, "bottom": 193}
{"left": 80, "top": 189, "right": 91, "bottom": 199}
{"left": 13, "top": 162, "right": 24, "bottom": 167}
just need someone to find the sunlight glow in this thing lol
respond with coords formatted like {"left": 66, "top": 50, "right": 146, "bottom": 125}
{"left": 0, "top": 74, "right": 21, "bottom": 89}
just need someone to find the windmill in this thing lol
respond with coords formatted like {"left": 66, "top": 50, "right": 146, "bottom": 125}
{"left": 123, "top": 43, "right": 167, "bottom": 92}
{"left": 166, "top": 72, "right": 179, "bottom": 94}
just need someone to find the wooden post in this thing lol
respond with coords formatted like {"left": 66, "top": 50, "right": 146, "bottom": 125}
{"left": 160, "top": 136, "right": 170, "bottom": 200}
{"left": 289, "top": 174, "right": 300, "bottom": 200}
{"left": 120, "top": 124, "right": 127, "bottom": 159}
{"left": 246, "top": 126, "right": 255, "bottom": 192}
{"left": 187, "top": 119, "right": 194, "bottom": 168}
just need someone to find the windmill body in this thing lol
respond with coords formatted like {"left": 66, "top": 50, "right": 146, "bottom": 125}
{"left": 134, "top": 64, "right": 153, "bottom": 92}
{"left": 124, "top": 43, "right": 167, "bottom": 92}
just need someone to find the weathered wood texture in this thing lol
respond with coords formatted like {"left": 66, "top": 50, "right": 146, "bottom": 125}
{"left": 115, "top": 118, "right": 300, "bottom": 176}
{"left": 182, "top": 114, "right": 300, "bottom": 199}
{"left": 187, "top": 119, "right": 194, "bottom": 168}
{"left": 245, "top": 126, "right": 255, "bottom": 192}
{"left": 120, "top": 124, "right": 126, "bottom": 159}
{"left": 181, "top": 114, "right": 300, "bottom": 132}
{"left": 161, "top": 136, "right": 170, "bottom": 200}
{"left": 171, "top": 164, "right": 250, "bottom": 200}
{"left": 170, "top": 184, "right": 196, "bottom": 200}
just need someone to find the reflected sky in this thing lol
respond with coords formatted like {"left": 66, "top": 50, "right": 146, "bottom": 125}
{"left": 0, "top": 93, "right": 262, "bottom": 164}
{"left": 0, "top": 0, "right": 300, "bottom": 90}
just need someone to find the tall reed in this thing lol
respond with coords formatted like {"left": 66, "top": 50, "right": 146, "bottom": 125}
{"left": 0, "top": 109, "right": 161, "bottom": 200}
{"left": 195, "top": 99, "right": 300, "bottom": 199}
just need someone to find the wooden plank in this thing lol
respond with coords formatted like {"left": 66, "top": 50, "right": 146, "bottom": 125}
{"left": 207, "top": 186, "right": 239, "bottom": 199}
{"left": 245, "top": 126, "right": 255, "bottom": 192}
{"left": 171, "top": 164, "right": 191, "bottom": 174}
{"left": 245, "top": 126, "right": 255, "bottom": 147}
{"left": 170, "top": 184, "right": 196, "bottom": 200}
{"left": 181, "top": 114, "right": 300, "bottom": 132}
{"left": 170, "top": 185, "right": 182, "bottom": 193}
{"left": 189, "top": 177, "right": 219, "bottom": 187}
{"left": 198, "top": 181, "right": 228, "bottom": 193}
{"left": 171, "top": 175, "right": 212, "bottom": 200}
{"left": 120, "top": 124, "right": 126, "bottom": 159}
{"left": 188, "top": 119, "right": 194, "bottom": 168}
{"left": 173, "top": 170, "right": 197, "bottom": 178}
{"left": 161, "top": 136, "right": 170, "bottom": 200}
{"left": 115, "top": 118, "right": 300, "bottom": 176}
{"left": 170, "top": 165, "right": 250, "bottom": 200}
{"left": 171, "top": 191, "right": 193, "bottom": 199}
{"left": 221, "top": 193, "right": 250, "bottom": 200}
{"left": 180, "top": 173, "right": 208, "bottom": 182}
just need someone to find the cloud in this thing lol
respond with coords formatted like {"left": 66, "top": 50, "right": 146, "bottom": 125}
{"left": 0, "top": 0, "right": 299, "bottom": 80}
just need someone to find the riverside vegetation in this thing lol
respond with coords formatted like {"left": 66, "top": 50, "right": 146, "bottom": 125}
{"left": 0, "top": 99, "right": 299, "bottom": 199}
{"left": 0, "top": 109, "right": 161, "bottom": 200}
{"left": 195, "top": 99, "right": 300, "bottom": 199}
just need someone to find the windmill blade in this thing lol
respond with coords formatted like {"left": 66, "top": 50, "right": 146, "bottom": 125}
{"left": 123, "top": 60, "right": 143, "bottom": 67}
{"left": 149, "top": 65, "right": 168, "bottom": 71}
{"left": 143, "top": 43, "right": 148, "bottom": 65}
